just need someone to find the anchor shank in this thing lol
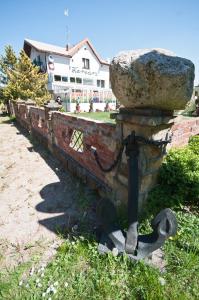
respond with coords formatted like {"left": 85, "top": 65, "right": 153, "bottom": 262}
{"left": 128, "top": 150, "right": 139, "bottom": 225}
{"left": 125, "top": 132, "right": 139, "bottom": 253}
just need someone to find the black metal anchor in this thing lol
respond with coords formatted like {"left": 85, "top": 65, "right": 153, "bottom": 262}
{"left": 94, "top": 131, "right": 177, "bottom": 260}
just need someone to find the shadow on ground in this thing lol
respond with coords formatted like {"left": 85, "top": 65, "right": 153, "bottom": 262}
{"left": 0, "top": 114, "right": 15, "bottom": 124}
{"left": 15, "top": 122, "right": 101, "bottom": 241}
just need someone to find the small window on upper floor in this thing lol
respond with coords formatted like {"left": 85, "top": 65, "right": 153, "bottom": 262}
{"left": 70, "top": 77, "right": 75, "bottom": 83}
{"left": 97, "top": 79, "right": 105, "bottom": 88}
{"left": 101, "top": 80, "right": 105, "bottom": 88}
{"left": 62, "top": 76, "right": 68, "bottom": 82}
{"left": 76, "top": 77, "right": 82, "bottom": 84}
{"left": 54, "top": 75, "right": 61, "bottom": 81}
{"left": 82, "top": 58, "right": 90, "bottom": 69}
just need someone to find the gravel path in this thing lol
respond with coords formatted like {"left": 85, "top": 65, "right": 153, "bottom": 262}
{"left": 0, "top": 116, "right": 95, "bottom": 268}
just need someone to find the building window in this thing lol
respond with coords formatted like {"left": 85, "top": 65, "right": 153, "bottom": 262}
{"left": 101, "top": 80, "right": 105, "bottom": 88}
{"left": 83, "top": 78, "right": 93, "bottom": 85}
{"left": 54, "top": 75, "right": 61, "bottom": 81}
{"left": 62, "top": 76, "right": 68, "bottom": 82}
{"left": 70, "top": 77, "right": 75, "bottom": 83}
{"left": 82, "top": 58, "right": 90, "bottom": 69}
{"left": 97, "top": 80, "right": 105, "bottom": 88}
{"left": 76, "top": 77, "right": 82, "bottom": 84}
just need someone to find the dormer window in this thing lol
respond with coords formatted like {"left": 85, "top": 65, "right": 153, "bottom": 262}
{"left": 82, "top": 58, "right": 90, "bottom": 69}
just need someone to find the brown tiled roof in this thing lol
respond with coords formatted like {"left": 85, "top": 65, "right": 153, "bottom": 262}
{"left": 24, "top": 38, "right": 109, "bottom": 65}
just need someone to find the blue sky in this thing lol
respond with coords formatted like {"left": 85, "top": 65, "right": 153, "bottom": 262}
{"left": 1, "top": 0, "right": 199, "bottom": 83}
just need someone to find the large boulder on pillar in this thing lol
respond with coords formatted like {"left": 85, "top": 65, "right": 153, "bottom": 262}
{"left": 110, "top": 49, "right": 194, "bottom": 110}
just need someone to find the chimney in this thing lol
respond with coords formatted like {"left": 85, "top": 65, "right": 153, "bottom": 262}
{"left": 66, "top": 44, "right": 70, "bottom": 51}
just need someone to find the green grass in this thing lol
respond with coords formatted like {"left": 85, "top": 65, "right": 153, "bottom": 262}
{"left": 69, "top": 112, "right": 116, "bottom": 124}
{"left": 0, "top": 209, "right": 198, "bottom": 300}
{"left": 0, "top": 115, "right": 16, "bottom": 124}
{"left": 1, "top": 115, "right": 198, "bottom": 299}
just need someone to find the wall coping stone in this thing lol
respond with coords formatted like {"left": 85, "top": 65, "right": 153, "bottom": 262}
{"left": 52, "top": 111, "right": 116, "bottom": 127}
{"left": 114, "top": 108, "right": 176, "bottom": 127}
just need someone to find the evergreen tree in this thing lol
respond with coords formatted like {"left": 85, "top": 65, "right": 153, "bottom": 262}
{"left": 1, "top": 47, "right": 51, "bottom": 107}
{"left": 0, "top": 46, "right": 17, "bottom": 112}
{"left": 0, "top": 45, "right": 17, "bottom": 74}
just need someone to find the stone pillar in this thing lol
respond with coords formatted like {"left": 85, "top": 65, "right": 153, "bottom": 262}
{"left": 16, "top": 99, "right": 25, "bottom": 107}
{"left": 9, "top": 100, "right": 15, "bottom": 116}
{"left": 15, "top": 99, "right": 25, "bottom": 123}
{"left": 25, "top": 99, "right": 36, "bottom": 133}
{"left": 110, "top": 48, "right": 194, "bottom": 211}
{"left": 44, "top": 100, "right": 61, "bottom": 152}
{"left": 26, "top": 99, "right": 36, "bottom": 106}
{"left": 44, "top": 100, "right": 61, "bottom": 120}
{"left": 113, "top": 108, "right": 175, "bottom": 209}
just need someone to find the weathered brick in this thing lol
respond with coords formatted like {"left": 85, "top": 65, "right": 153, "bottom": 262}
{"left": 11, "top": 101, "right": 199, "bottom": 210}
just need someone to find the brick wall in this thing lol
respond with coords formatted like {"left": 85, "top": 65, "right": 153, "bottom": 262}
{"left": 11, "top": 101, "right": 199, "bottom": 201}
{"left": 12, "top": 101, "right": 120, "bottom": 193}
{"left": 51, "top": 112, "right": 118, "bottom": 189}
{"left": 29, "top": 107, "right": 48, "bottom": 139}
{"left": 171, "top": 116, "right": 199, "bottom": 148}
{"left": 12, "top": 102, "right": 23, "bottom": 124}
{"left": 12, "top": 102, "right": 31, "bottom": 131}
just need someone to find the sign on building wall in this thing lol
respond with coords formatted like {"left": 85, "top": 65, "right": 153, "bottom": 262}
{"left": 71, "top": 67, "right": 97, "bottom": 76}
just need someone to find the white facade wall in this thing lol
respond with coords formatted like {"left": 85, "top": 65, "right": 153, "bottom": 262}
{"left": 49, "top": 44, "right": 110, "bottom": 90}
{"left": 29, "top": 41, "right": 116, "bottom": 111}
{"left": 50, "top": 54, "right": 70, "bottom": 75}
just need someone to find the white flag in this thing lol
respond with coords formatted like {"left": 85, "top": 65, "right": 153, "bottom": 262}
{"left": 64, "top": 9, "right": 69, "bottom": 16}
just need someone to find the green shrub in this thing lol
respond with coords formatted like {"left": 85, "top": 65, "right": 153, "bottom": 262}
{"left": 188, "top": 135, "right": 199, "bottom": 155}
{"left": 159, "top": 148, "right": 199, "bottom": 201}
{"left": 144, "top": 138, "right": 199, "bottom": 217}
{"left": 182, "top": 98, "right": 196, "bottom": 116}
{"left": 58, "top": 106, "right": 65, "bottom": 113}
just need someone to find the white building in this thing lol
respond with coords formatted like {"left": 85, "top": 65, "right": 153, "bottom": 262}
{"left": 23, "top": 38, "right": 116, "bottom": 112}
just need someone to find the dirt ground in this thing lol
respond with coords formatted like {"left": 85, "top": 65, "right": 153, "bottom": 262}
{"left": 0, "top": 115, "right": 165, "bottom": 272}
{"left": 0, "top": 116, "right": 97, "bottom": 269}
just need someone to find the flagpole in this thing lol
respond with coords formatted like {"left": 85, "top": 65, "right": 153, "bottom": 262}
{"left": 64, "top": 9, "right": 69, "bottom": 48}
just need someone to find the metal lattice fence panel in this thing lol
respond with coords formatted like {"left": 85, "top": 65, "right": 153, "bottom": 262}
{"left": 69, "top": 129, "right": 84, "bottom": 152}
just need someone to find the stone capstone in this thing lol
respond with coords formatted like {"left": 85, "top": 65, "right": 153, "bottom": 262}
{"left": 110, "top": 48, "right": 194, "bottom": 110}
